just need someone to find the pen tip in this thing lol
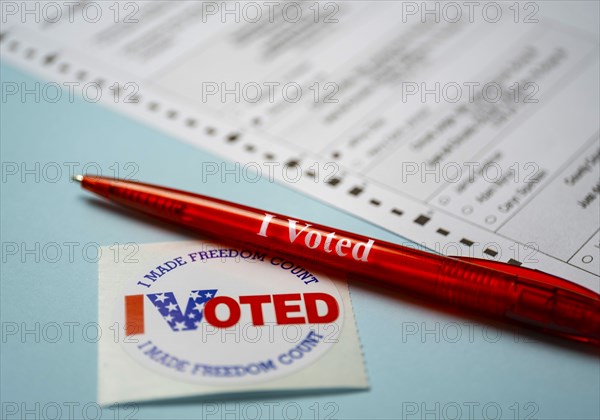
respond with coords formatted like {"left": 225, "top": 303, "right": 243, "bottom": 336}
{"left": 72, "top": 175, "right": 84, "bottom": 183}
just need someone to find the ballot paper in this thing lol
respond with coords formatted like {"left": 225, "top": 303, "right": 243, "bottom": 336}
{"left": 98, "top": 241, "right": 368, "bottom": 404}
{"left": 2, "top": 1, "right": 599, "bottom": 291}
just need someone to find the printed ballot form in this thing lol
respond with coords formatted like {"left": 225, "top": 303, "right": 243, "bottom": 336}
{"left": 2, "top": 1, "right": 598, "bottom": 291}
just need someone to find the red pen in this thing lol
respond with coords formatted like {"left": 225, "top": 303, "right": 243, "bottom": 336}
{"left": 74, "top": 175, "right": 600, "bottom": 346}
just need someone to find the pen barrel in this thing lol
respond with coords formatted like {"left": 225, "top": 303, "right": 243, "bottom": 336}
{"left": 81, "top": 176, "right": 600, "bottom": 345}
{"left": 437, "top": 259, "right": 600, "bottom": 344}
{"left": 436, "top": 258, "right": 515, "bottom": 314}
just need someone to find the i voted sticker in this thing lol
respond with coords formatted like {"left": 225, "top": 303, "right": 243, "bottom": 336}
{"left": 116, "top": 244, "right": 344, "bottom": 384}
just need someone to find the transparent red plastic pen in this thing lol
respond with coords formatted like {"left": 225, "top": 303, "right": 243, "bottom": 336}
{"left": 74, "top": 175, "right": 600, "bottom": 346}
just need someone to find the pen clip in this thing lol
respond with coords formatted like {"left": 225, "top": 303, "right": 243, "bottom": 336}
{"left": 455, "top": 257, "right": 599, "bottom": 299}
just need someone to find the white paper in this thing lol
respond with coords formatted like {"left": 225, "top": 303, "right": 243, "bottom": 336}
{"left": 3, "top": 1, "right": 598, "bottom": 291}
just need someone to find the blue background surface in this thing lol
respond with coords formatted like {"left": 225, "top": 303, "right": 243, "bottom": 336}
{"left": 1, "top": 63, "right": 599, "bottom": 419}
